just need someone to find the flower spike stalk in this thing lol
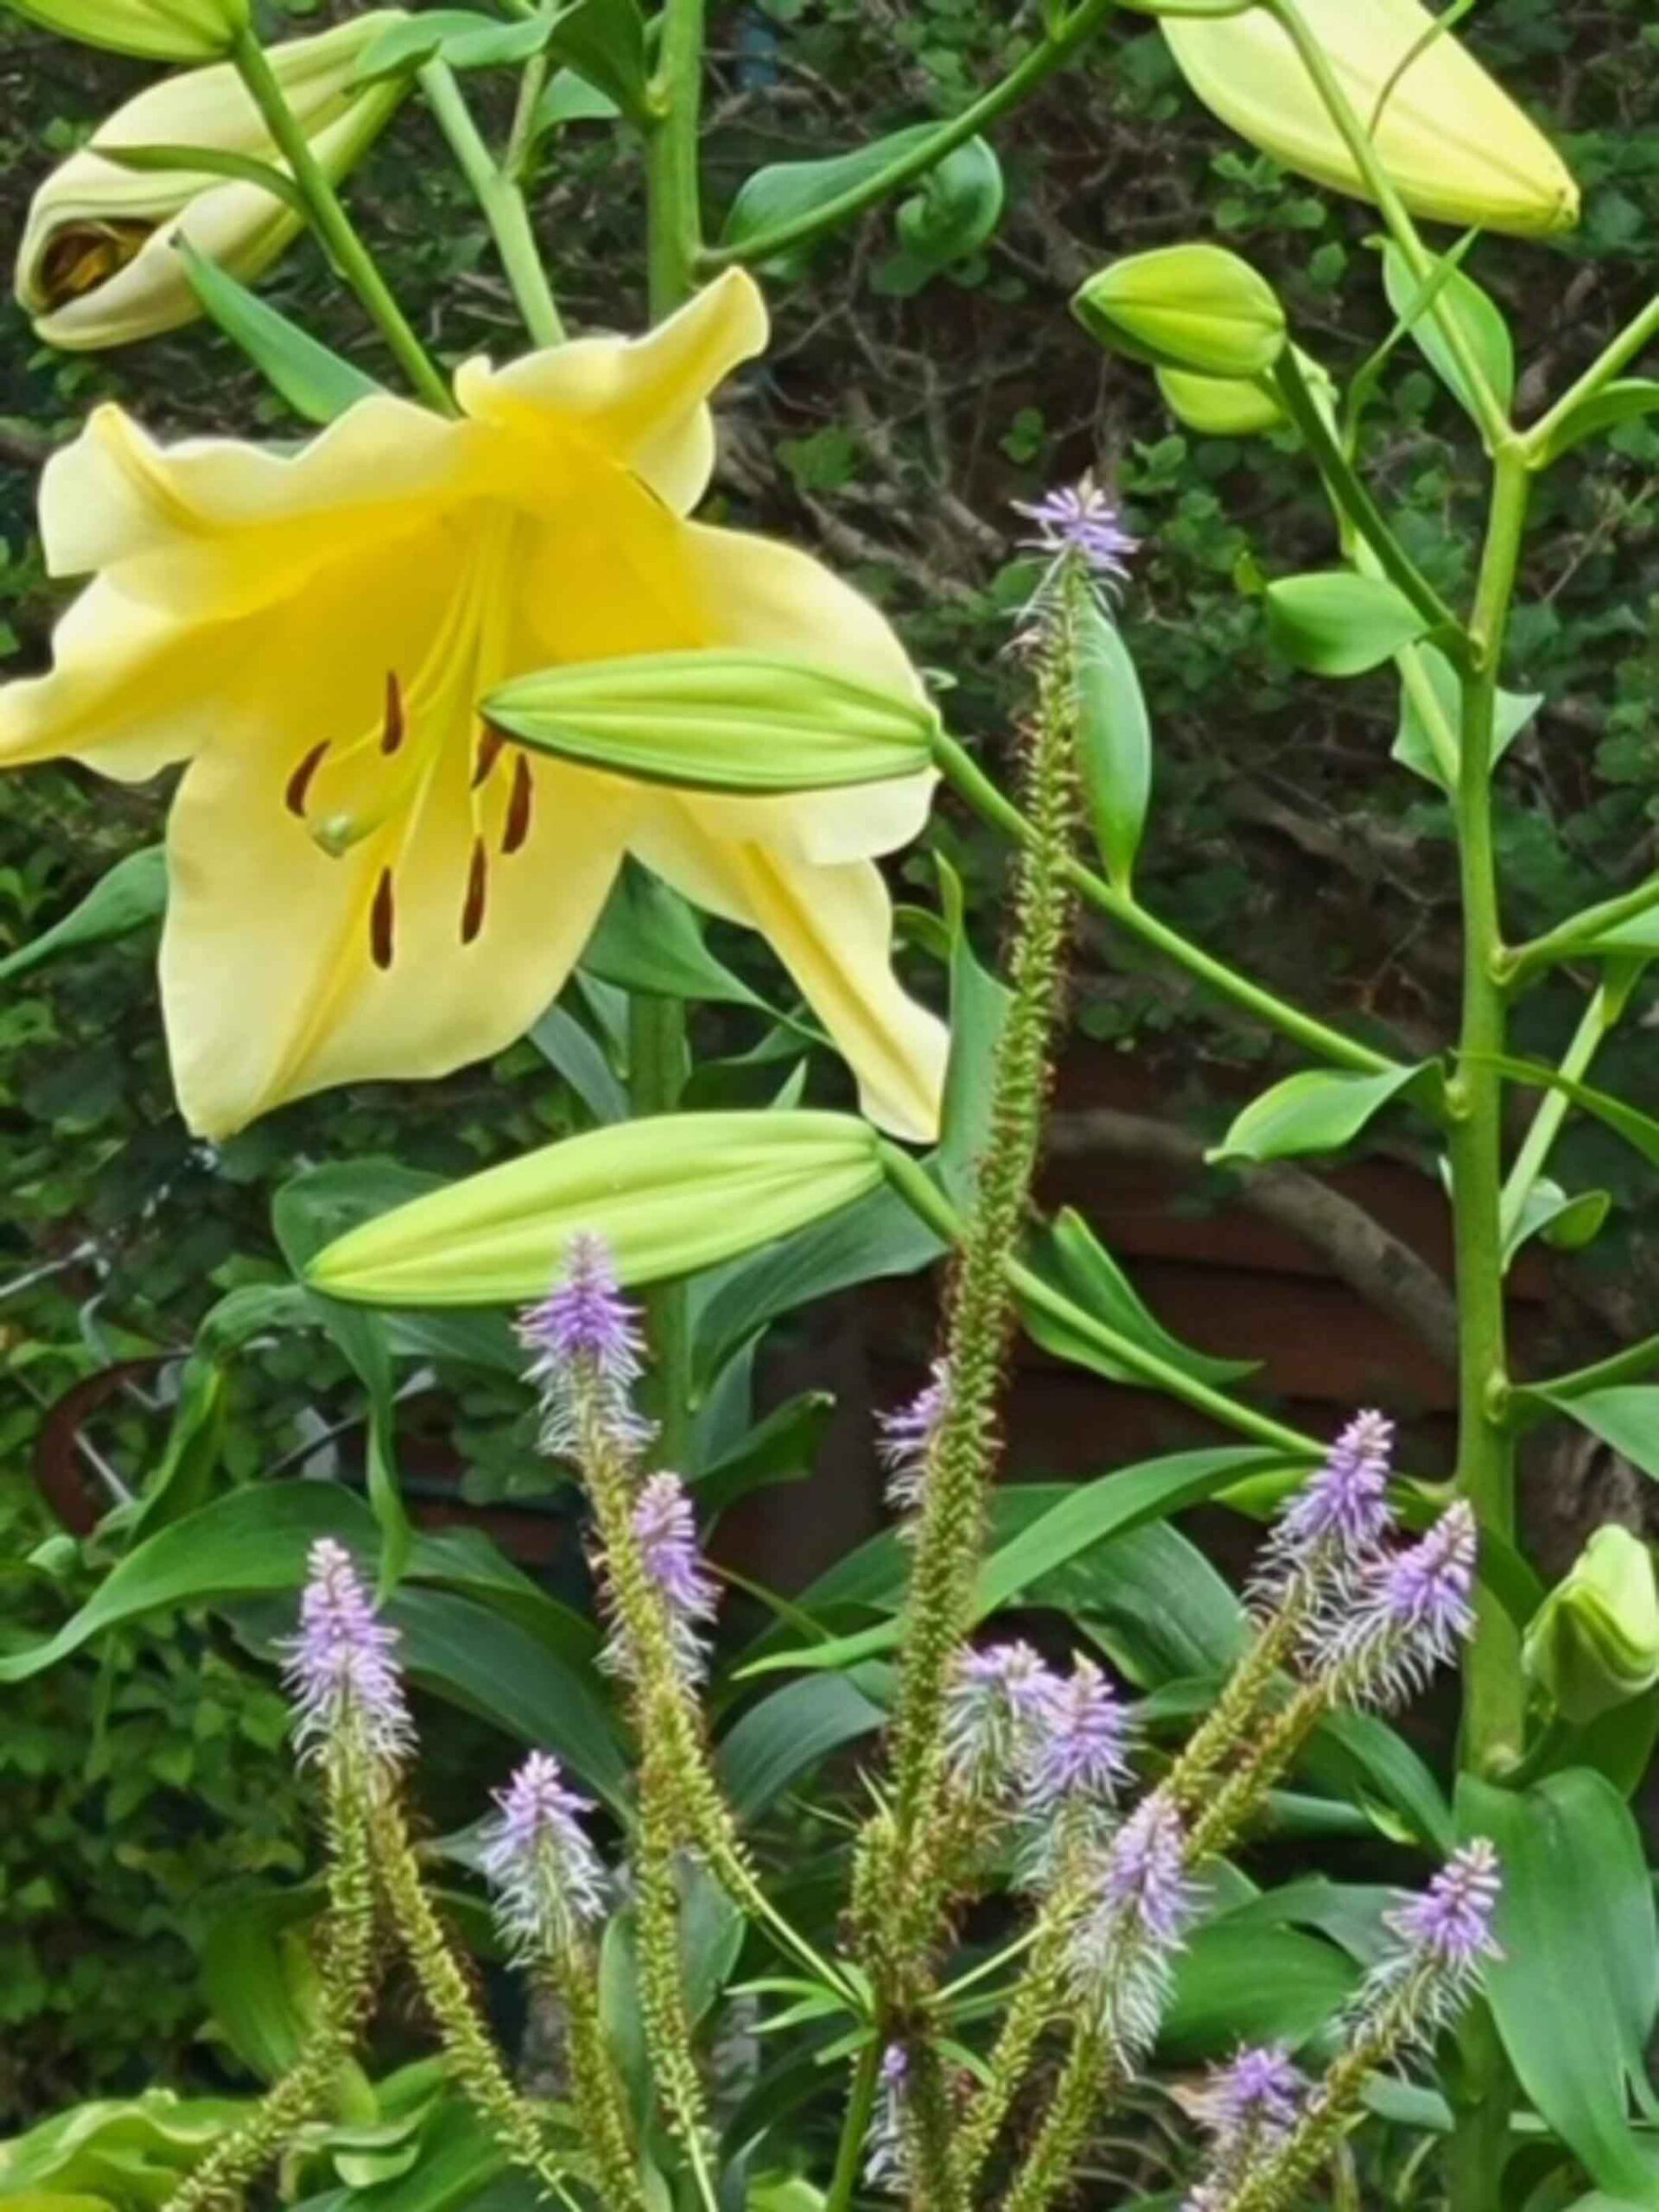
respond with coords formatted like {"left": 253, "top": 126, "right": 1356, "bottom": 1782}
{"left": 858, "top": 494, "right": 1104, "bottom": 2017}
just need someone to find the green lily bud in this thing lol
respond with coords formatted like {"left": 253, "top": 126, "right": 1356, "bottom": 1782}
{"left": 15, "top": 16, "right": 406, "bottom": 349}
{"left": 1522, "top": 1526, "right": 1659, "bottom": 1726}
{"left": 307, "top": 1111, "right": 886, "bottom": 1306}
{"left": 1154, "top": 346, "right": 1335, "bottom": 438}
{"left": 1073, "top": 245, "right": 1287, "bottom": 380}
{"left": 1162, "top": 0, "right": 1578, "bottom": 239}
{"left": 4, "top": 0, "right": 247, "bottom": 61}
{"left": 484, "top": 649, "right": 939, "bottom": 794}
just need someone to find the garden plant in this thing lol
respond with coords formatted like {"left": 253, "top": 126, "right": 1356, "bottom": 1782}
{"left": 3, "top": 0, "right": 1659, "bottom": 2208}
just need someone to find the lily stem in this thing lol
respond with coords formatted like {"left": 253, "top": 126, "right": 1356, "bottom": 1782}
{"left": 231, "top": 27, "right": 454, "bottom": 414}
{"left": 931, "top": 731, "right": 1395, "bottom": 1077}
{"left": 420, "top": 60, "right": 565, "bottom": 346}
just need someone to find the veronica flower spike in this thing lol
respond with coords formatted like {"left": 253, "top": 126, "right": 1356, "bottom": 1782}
{"left": 944, "top": 1641, "right": 1058, "bottom": 1799}
{"left": 480, "top": 1751, "right": 608, "bottom": 1961}
{"left": 1314, "top": 1503, "right": 1479, "bottom": 1709}
{"left": 1013, "top": 476, "right": 1138, "bottom": 585}
{"left": 628, "top": 1471, "right": 720, "bottom": 1684}
{"left": 876, "top": 1357, "right": 950, "bottom": 1516}
{"left": 1023, "top": 1657, "right": 1134, "bottom": 1813}
{"left": 1265, "top": 1408, "right": 1396, "bottom": 1580}
{"left": 281, "top": 1537, "right": 414, "bottom": 1772}
{"left": 1071, "top": 1792, "right": 1197, "bottom": 2063}
{"left": 517, "top": 1231, "right": 650, "bottom": 1459}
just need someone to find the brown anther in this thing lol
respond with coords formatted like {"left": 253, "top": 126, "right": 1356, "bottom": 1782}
{"left": 38, "top": 219, "right": 152, "bottom": 308}
{"left": 472, "top": 723, "right": 506, "bottom": 788}
{"left": 502, "top": 754, "right": 534, "bottom": 855}
{"left": 461, "top": 837, "right": 488, "bottom": 944}
{"left": 370, "top": 868, "right": 396, "bottom": 970}
{"left": 380, "top": 671, "right": 405, "bottom": 755}
{"left": 284, "top": 741, "right": 330, "bottom": 817}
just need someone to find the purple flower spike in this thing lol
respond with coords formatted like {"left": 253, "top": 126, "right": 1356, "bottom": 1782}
{"left": 1072, "top": 1792, "right": 1196, "bottom": 2059}
{"left": 630, "top": 1471, "right": 719, "bottom": 1682}
{"left": 1024, "top": 1657, "right": 1133, "bottom": 1811}
{"left": 944, "top": 1641, "right": 1058, "bottom": 1794}
{"left": 1319, "top": 1503, "right": 1478, "bottom": 1707}
{"left": 864, "top": 2044, "right": 912, "bottom": 2192}
{"left": 1274, "top": 1409, "right": 1397, "bottom": 1563}
{"left": 517, "top": 1233, "right": 650, "bottom": 1457}
{"left": 1387, "top": 1839, "right": 1502, "bottom": 1979}
{"left": 877, "top": 1359, "right": 950, "bottom": 1516}
{"left": 480, "top": 1750, "right": 607, "bottom": 1957}
{"left": 1013, "top": 476, "right": 1138, "bottom": 582}
{"left": 282, "top": 1538, "right": 413, "bottom": 1769}
{"left": 1193, "top": 2044, "right": 1306, "bottom": 2144}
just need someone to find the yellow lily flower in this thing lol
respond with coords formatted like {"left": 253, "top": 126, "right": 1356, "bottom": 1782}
{"left": 1164, "top": 0, "right": 1579, "bottom": 238}
{"left": 0, "top": 272, "right": 948, "bottom": 1144}
{"left": 16, "top": 16, "right": 407, "bottom": 351}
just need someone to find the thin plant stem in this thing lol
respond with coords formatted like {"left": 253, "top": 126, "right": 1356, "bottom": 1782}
{"left": 700, "top": 0, "right": 1116, "bottom": 273}
{"left": 419, "top": 60, "right": 564, "bottom": 346}
{"left": 930, "top": 732, "right": 1399, "bottom": 1077}
{"left": 823, "top": 2040, "right": 882, "bottom": 2212}
{"left": 645, "top": 0, "right": 705, "bottom": 316}
{"left": 230, "top": 27, "right": 453, "bottom": 413}
{"left": 1525, "top": 291, "right": 1659, "bottom": 462}
{"left": 1504, "top": 873, "right": 1659, "bottom": 982}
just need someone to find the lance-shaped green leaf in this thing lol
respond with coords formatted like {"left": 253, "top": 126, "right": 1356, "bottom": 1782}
{"left": 1210, "top": 1062, "right": 1432, "bottom": 1166}
{"left": 1075, "top": 603, "right": 1152, "bottom": 888}
{"left": 1267, "top": 571, "right": 1430, "bottom": 677}
{"left": 1381, "top": 239, "right": 1515, "bottom": 428}
{"left": 482, "top": 650, "right": 938, "bottom": 793}
{"left": 0, "top": 845, "right": 166, "bottom": 983}
{"left": 721, "top": 121, "right": 940, "bottom": 254}
{"left": 307, "top": 1110, "right": 886, "bottom": 1306}
{"left": 1392, "top": 641, "right": 1541, "bottom": 791}
{"left": 178, "top": 238, "right": 385, "bottom": 427}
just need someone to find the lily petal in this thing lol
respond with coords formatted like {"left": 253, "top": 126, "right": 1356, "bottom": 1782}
{"left": 635, "top": 802, "right": 948, "bottom": 1144}
{"left": 458, "top": 268, "right": 769, "bottom": 513}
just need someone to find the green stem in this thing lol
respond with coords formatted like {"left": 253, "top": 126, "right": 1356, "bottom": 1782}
{"left": 645, "top": 0, "right": 705, "bottom": 316}
{"left": 1497, "top": 982, "right": 1615, "bottom": 1245}
{"left": 1269, "top": 351, "right": 1464, "bottom": 646}
{"left": 1525, "top": 291, "right": 1659, "bottom": 462}
{"left": 420, "top": 60, "right": 564, "bottom": 346}
{"left": 823, "top": 2041, "right": 882, "bottom": 2212}
{"left": 1445, "top": 446, "right": 1531, "bottom": 2212}
{"left": 702, "top": 0, "right": 1116, "bottom": 272}
{"left": 931, "top": 731, "right": 1395, "bottom": 1075}
{"left": 231, "top": 28, "right": 454, "bottom": 413}
{"left": 878, "top": 1142, "right": 1320, "bottom": 1459}
{"left": 1268, "top": 0, "right": 1510, "bottom": 453}
{"left": 1506, "top": 874, "right": 1659, "bottom": 983}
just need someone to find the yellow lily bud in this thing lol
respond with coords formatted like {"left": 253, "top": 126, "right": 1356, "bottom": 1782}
{"left": 15, "top": 16, "right": 407, "bottom": 349}
{"left": 1073, "top": 245, "right": 1287, "bottom": 379}
{"left": 1522, "top": 1526, "right": 1659, "bottom": 1726}
{"left": 1163, "top": 0, "right": 1579, "bottom": 238}
{"left": 307, "top": 1111, "right": 887, "bottom": 1306}
{"left": 1154, "top": 345, "right": 1335, "bottom": 437}
{"left": 6, "top": 0, "right": 245, "bottom": 63}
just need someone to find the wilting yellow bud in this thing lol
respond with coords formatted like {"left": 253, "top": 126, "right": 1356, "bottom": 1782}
{"left": 6, "top": 0, "right": 246, "bottom": 62}
{"left": 1073, "top": 244, "right": 1286, "bottom": 379}
{"left": 1154, "top": 345, "right": 1335, "bottom": 437}
{"left": 1163, "top": 0, "right": 1578, "bottom": 238}
{"left": 1522, "top": 1526, "right": 1659, "bottom": 1726}
{"left": 485, "top": 649, "right": 940, "bottom": 794}
{"left": 15, "top": 16, "right": 406, "bottom": 349}
{"left": 307, "top": 1111, "right": 887, "bottom": 1306}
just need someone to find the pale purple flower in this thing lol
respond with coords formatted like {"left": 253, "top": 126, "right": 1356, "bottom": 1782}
{"left": 1071, "top": 1793, "right": 1197, "bottom": 2059}
{"left": 1354, "top": 1840, "right": 1502, "bottom": 2048}
{"left": 877, "top": 1359, "right": 949, "bottom": 1515}
{"left": 628, "top": 1471, "right": 719, "bottom": 1682}
{"left": 864, "top": 2043, "right": 912, "bottom": 2192}
{"left": 1014, "top": 477, "right": 1138, "bottom": 582}
{"left": 1023, "top": 1657, "right": 1134, "bottom": 1811}
{"left": 1262, "top": 1410, "right": 1396, "bottom": 1592}
{"left": 480, "top": 1751, "right": 607, "bottom": 1957}
{"left": 517, "top": 1232, "right": 650, "bottom": 1457}
{"left": 281, "top": 1538, "right": 413, "bottom": 1768}
{"left": 1314, "top": 1503, "right": 1478, "bottom": 1707}
{"left": 944, "top": 1641, "right": 1058, "bottom": 1795}
{"left": 1192, "top": 2044, "right": 1306, "bottom": 2144}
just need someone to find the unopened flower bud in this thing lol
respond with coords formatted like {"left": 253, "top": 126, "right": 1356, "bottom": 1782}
{"left": 1522, "top": 1526, "right": 1659, "bottom": 1726}
{"left": 16, "top": 17, "right": 406, "bottom": 347}
{"left": 9, "top": 0, "right": 247, "bottom": 63}
{"left": 1074, "top": 245, "right": 1287, "bottom": 380}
